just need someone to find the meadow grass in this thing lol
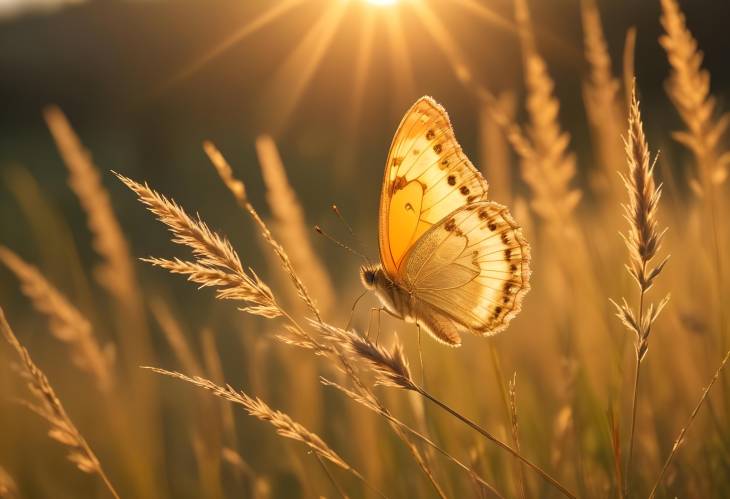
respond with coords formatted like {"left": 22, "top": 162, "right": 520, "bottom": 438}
{"left": 1, "top": 1, "right": 730, "bottom": 498}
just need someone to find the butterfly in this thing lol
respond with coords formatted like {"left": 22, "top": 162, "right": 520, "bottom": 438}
{"left": 360, "top": 96, "right": 531, "bottom": 346}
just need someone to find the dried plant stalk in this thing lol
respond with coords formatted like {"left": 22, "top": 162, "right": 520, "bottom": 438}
{"left": 144, "top": 367, "right": 359, "bottom": 479}
{"left": 580, "top": 0, "right": 625, "bottom": 194}
{"left": 611, "top": 83, "right": 670, "bottom": 496}
{"left": 204, "top": 141, "right": 322, "bottom": 323}
{"left": 115, "top": 173, "right": 281, "bottom": 319}
{"left": 508, "top": 374, "right": 526, "bottom": 499}
{"left": 43, "top": 107, "right": 155, "bottom": 379}
{"left": 660, "top": 0, "right": 729, "bottom": 190}
{"left": 43, "top": 106, "right": 138, "bottom": 303}
{"left": 44, "top": 111, "right": 159, "bottom": 492}
{"left": 478, "top": 92, "right": 516, "bottom": 204}
{"left": 150, "top": 298, "right": 204, "bottom": 377}
{"left": 0, "top": 467, "right": 18, "bottom": 499}
{"left": 514, "top": 0, "right": 581, "bottom": 225}
{"left": 0, "top": 307, "right": 120, "bottom": 499}
{"left": 255, "top": 135, "right": 335, "bottom": 316}
{"left": 648, "top": 348, "right": 730, "bottom": 499}
{"left": 311, "top": 321, "right": 576, "bottom": 499}
{"left": 320, "top": 377, "right": 505, "bottom": 499}
{"left": 0, "top": 246, "right": 114, "bottom": 393}
{"left": 316, "top": 321, "right": 414, "bottom": 390}
{"left": 119, "top": 171, "right": 447, "bottom": 497}
{"left": 200, "top": 328, "right": 238, "bottom": 449}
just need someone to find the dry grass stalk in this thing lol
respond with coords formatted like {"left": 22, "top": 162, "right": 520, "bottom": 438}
{"left": 43, "top": 106, "right": 141, "bottom": 311}
{"left": 319, "top": 377, "right": 505, "bottom": 499}
{"left": 316, "top": 321, "right": 414, "bottom": 390}
{"left": 508, "top": 374, "right": 526, "bottom": 499}
{"left": 119, "top": 172, "right": 446, "bottom": 497}
{"left": 648, "top": 348, "right": 730, "bottom": 499}
{"left": 0, "top": 307, "right": 120, "bottom": 499}
{"left": 580, "top": 0, "right": 625, "bottom": 193}
{"left": 660, "top": 0, "right": 729, "bottom": 191}
{"left": 201, "top": 328, "right": 238, "bottom": 449}
{"left": 612, "top": 85, "right": 671, "bottom": 361}
{"left": 0, "top": 246, "right": 114, "bottom": 393}
{"left": 115, "top": 173, "right": 280, "bottom": 319}
{"left": 622, "top": 27, "right": 637, "bottom": 110}
{"left": 203, "top": 141, "right": 322, "bottom": 322}
{"left": 611, "top": 83, "right": 670, "bottom": 496}
{"left": 150, "top": 299, "right": 204, "bottom": 377}
{"left": 312, "top": 322, "right": 576, "bottom": 499}
{"left": 255, "top": 135, "right": 335, "bottom": 316}
{"left": 0, "top": 467, "right": 18, "bottom": 499}
{"left": 514, "top": 0, "right": 581, "bottom": 225}
{"left": 607, "top": 407, "right": 623, "bottom": 499}
{"left": 478, "top": 92, "right": 516, "bottom": 204}
{"left": 43, "top": 111, "right": 160, "bottom": 489}
{"left": 144, "top": 367, "right": 360, "bottom": 480}
{"left": 150, "top": 303, "right": 227, "bottom": 498}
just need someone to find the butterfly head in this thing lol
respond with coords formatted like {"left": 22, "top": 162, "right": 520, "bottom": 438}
{"left": 359, "top": 264, "right": 384, "bottom": 290}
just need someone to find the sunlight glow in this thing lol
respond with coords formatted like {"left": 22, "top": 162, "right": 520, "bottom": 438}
{"left": 365, "top": 0, "right": 398, "bottom": 6}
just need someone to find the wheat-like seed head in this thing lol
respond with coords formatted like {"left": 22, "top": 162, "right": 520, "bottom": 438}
{"left": 514, "top": 0, "right": 581, "bottom": 225}
{"left": 115, "top": 173, "right": 281, "bottom": 319}
{"left": 314, "top": 322, "right": 414, "bottom": 390}
{"left": 660, "top": 0, "right": 729, "bottom": 189}
{"left": 612, "top": 82, "right": 671, "bottom": 359}
{"left": 580, "top": 0, "right": 625, "bottom": 190}
{"left": 0, "top": 247, "right": 114, "bottom": 393}
{"left": 620, "top": 86, "right": 670, "bottom": 295}
{"left": 43, "top": 106, "right": 138, "bottom": 304}
{"left": 203, "top": 141, "right": 323, "bottom": 322}
{"left": 0, "top": 307, "right": 118, "bottom": 498}
{"left": 144, "top": 367, "right": 353, "bottom": 473}
{"left": 255, "top": 135, "right": 335, "bottom": 316}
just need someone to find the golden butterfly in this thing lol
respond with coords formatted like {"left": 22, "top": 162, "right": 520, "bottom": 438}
{"left": 360, "top": 96, "right": 531, "bottom": 347}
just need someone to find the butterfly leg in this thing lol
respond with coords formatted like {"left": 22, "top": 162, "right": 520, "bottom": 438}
{"left": 346, "top": 289, "right": 368, "bottom": 331}
{"left": 375, "top": 307, "right": 382, "bottom": 345}
{"left": 416, "top": 322, "right": 426, "bottom": 389}
{"left": 366, "top": 307, "right": 383, "bottom": 342}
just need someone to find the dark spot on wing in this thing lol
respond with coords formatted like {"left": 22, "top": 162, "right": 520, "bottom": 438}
{"left": 447, "top": 175, "right": 456, "bottom": 186}
{"left": 460, "top": 186, "right": 470, "bottom": 195}
{"left": 392, "top": 176, "right": 407, "bottom": 191}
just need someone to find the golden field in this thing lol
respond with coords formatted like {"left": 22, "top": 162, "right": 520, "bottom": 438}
{"left": 0, "top": 0, "right": 729, "bottom": 497}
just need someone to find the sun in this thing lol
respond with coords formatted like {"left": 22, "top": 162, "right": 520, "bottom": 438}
{"left": 365, "top": 0, "right": 398, "bottom": 6}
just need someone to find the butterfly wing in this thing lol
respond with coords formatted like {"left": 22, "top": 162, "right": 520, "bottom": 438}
{"left": 379, "top": 96, "right": 489, "bottom": 278}
{"left": 402, "top": 201, "right": 530, "bottom": 339}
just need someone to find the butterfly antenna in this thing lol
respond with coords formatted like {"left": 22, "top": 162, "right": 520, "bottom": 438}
{"left": 331, "top": 204, "right": 372, "bottom": 265}
{"left": 314, "top": 225, "right": 369, "bottom": 264}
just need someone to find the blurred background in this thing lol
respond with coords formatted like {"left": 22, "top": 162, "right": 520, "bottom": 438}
{"left": 1, "top": 0, "right": 729, "bottom": 498}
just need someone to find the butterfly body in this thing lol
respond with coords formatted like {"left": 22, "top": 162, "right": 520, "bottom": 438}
{"left": 360, "top": 264, "right": 464, "bottom": 346}
{"left": 363, "top": 96, "right": 531, "bottom": 347}
{"left": 361, "top": 264, "right": 419, "bottom": 321}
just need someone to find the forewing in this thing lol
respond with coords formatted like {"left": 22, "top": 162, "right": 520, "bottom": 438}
{"left": 403, "top": 201, "right": 531, "bottom": 336}
{"left": 379, "top": 96, "right": 489, "bottom": 277}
